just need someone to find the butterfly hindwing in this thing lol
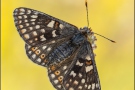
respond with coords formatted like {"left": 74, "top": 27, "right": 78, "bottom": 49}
{"left": 13, "top": 7, "right": 79, "bottom": 46}
{"left": 63, "top": 41, "right": 101, "bottom": 90}
{"left": 25, "top": 36, "right": 79, "bottom": 67}
{"left": 48, "top": 61, "right": 72, "bottom": 90}
{"left": 47, "top": 46, "right": 81, "bottom": 90}
{"left": 25, "top": 43, "right": 55, "bottom": 66}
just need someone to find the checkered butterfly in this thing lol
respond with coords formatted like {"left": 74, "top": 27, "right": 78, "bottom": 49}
{"left": 13, "top": 7, "right": 101, "bottom": 90}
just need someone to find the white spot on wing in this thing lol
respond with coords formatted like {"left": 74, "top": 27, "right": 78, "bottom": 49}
{"left": 21, "top": 29, "right": 26, "bottom": 33}
{"left": 92, "top": 83, "right": 95, "bottom": 90}
{"left": 42, "top": 63, "right": 45, "bottom": 65}
{"left": 85, "top": 55, "right": 91, "bottom": 60}
{"left": 63, "top": 66, "right": 67, "bottom": 70}
{"left": 85, "top": 84, "right": 87, "bottom": 88}
{"left": 19, "top": 25, "right": 23, "bottom": 28}
{"left": 32, "top": 54, "right": 36, "bottom": 59}
{"left": 40, "top": 35, "right": 46, "bottom": 41}
{"left": 57, "top": 85, "right": 61, "bottom": 88}
{"left": 34, "top": 11, "right": 39, "bottom": 14}
{"left": 35, "top": 25, "right": 40, "bottom": 29}
{"left": 59, "top": 24, "right": 64, "bottom": 29}
{"left": 29, "top": 40, "right": 33, "bottom": 43}
{"left": 47, "top": 20, "right": 55, "bottom": 28}
{"left": 31, "top": 22, "right": 35, "bottom": 25}
{"left": 42, "top": 46, "right": 47, "bottom": 49}
{"left": 81, "top": 79, "right": 85, "bottom": 83}
{"left": 69, "top": 79, "right": 72, "bottom": 82}
{"left": 52, "top": 30, "right": 57, "bottom": 37}
{"left": 27, "top": 45, "right": 31, "bottom": 49}
{"left": 88, "top": 85, "right": 91, "bottom": 89}
{"left": 28, "top": 51, "right": 32, "bottom": 54}
{"left": 64, "top": 70, "right": 68, "bottom": 74}
{"left": 27, "top": 10, "right": 31, "bottom": 14}
{"left": 31, "top": 19, "right": 35, "bottom": 21}
{"left": 41, "top": 29, "right": 45, "bottom": 33}
{"left": 66, "top": 84, "right": 69, "bottom": 87}
{"left": 51, "top": 40, "right": 55, "bottom": 43}
{"left": 33, "top": 31, "right": 37, "bottom": 36}
{"left": 37, "top": 58, "right": 41, "bottom": 62}
{"left": 18, "top": 16, "right": 22, "bottom": 19}
{"left": 26, "top": 23, "right": 29, "bottom": 26}
{"left": 70, "top": 71, "right": 76, "bottom": 77}
{"left": 78, "top": 86, "right": 82, "bottom": 89}
{"left": 23, "top": 15, "right": 27, "bottom": 18}
{"left": 96, "top": 83, "right": 99, "bottom": 88}
{"left": 85, "top": 65, "right": 93, "bottom": 72}
{"left": 29, "top": 27, "right": 33, "bottom": 30}
{"left": 24, "top": 34, "right": 29, "bottom": 39}
{"left": 19, "top": 8, "right": 25, "bottom": 12}
{"left": 79, "top": 73, "right": 82, "bottom": 78}
{"left": 25, "top": 20, "right": 28, "bottom": 22}
{"left": 47, "top": 47, "right": 51, "bottom": 51}
{"left": 76, "top": 60, "right": 83, "bottom": 66}
{"left": 69, "top": 87, "right": 74, "bottom": 90}
{"left": 31, "top": 15, "right": 38, "bottom": 18}
{"left": 51, "top": 74, "right": 55, "bottom": 79}
{"left": 35, "top": 38, "right": 38, "bottom": 41}
{"left": 18, "top": 20, "right": 22, "bottom": 24}
{"left": 73, "top": 80, "right": 78, "bottom": 85}
{"left": 19, "top": 12, "right": 24, "bottom": 15}
{"left": 54, "top": 80, "right": 58, "bottom": 84}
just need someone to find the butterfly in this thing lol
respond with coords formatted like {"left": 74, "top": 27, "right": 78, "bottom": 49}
{"left": 13, "top": 7, "right": 101, "bottom": 90}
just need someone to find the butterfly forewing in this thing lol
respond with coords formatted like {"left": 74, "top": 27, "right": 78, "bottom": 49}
{"left": 13, "top": 7, "right": 79, "bottom": 46}
{"left": 63, "top": 42, "right": 101, "bottom": 90}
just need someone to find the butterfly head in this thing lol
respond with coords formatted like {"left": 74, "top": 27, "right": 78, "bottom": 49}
{"left": 80, "top": 27, "right": 97, "bottom": 50}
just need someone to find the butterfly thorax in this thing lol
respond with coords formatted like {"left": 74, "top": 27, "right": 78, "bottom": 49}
{"left": 80, "top": 27, "right": 97, "bottom": 50}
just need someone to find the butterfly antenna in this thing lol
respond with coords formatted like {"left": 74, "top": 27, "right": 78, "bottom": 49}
{"left": 94, "top": 33, "right": 116, "bottom": 43}
{"left": 85, "top": 0, "right": 89, "bottom": 27}
{"left": 85, "top": 0, "right": 115, "bottom": 43}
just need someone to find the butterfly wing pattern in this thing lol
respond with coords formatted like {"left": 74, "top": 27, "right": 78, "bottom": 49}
{"left": 63, "top": 42, "right": 100, "bottom": 90}
{"left": 13, "top": 7, "right": 101, "bottom": 90}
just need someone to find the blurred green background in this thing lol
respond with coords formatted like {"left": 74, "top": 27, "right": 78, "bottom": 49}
{"left": 1, "top": 0, "right": 134, "bottom": 90}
